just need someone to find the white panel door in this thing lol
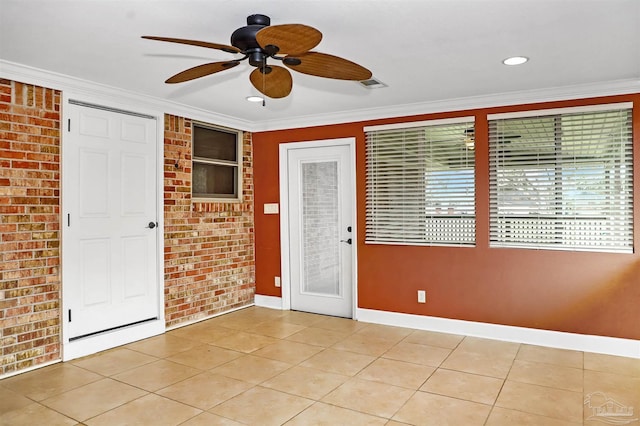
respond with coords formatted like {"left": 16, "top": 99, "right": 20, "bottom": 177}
{"left": 287, "top": 144, "right": 354, "bottom": 318}
{"left": 64, "top": 103, "right": 158, "bottom": 339}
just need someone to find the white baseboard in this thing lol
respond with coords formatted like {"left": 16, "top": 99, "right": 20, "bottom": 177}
{"left": 254, "top": 295, "right": 284, "bottom": 310}
{"left": 356, "top": 308, "right": 640, "bottom": 359}
{"left": 62, "top": 319, "right": 165, "bottom": 361}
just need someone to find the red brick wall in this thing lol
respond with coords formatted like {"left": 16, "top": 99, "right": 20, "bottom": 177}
{"left": 0, "top": 79, "right": 61, "bottom": 375}
{"left": 0, "top": 80, "right": 256, "bottom": 377}
{"left": 163, "top": 114, "right": 255, "bottom": 327}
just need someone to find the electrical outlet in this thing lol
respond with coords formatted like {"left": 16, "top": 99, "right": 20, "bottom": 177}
{"left": 274, "top": 276, "right": 281, "bottom": 287}
{"left": 417, "top": 290, "right": 426, "bottom": 303}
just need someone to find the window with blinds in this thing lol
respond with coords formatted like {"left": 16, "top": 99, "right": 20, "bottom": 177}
{"left": 365, "top": 118, "right": 476, "bottom": 246}
{"left": 488, "top": 104, "right": 633, "bottom": 253}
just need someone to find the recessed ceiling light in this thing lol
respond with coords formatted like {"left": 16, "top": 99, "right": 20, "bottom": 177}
{"left": 502, "top": 56, "right": 529, "bottom": 66}
{"left": 246, "top": 96, "right": 264, "bottom": 103}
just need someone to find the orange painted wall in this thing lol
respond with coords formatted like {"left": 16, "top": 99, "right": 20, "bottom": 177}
{"left": 253, "top": 94, "right": 640, "bottom": 340}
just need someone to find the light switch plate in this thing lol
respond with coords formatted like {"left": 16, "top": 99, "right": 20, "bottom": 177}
{"left": 264, "top": 203, "right": 279, "bottom": 214}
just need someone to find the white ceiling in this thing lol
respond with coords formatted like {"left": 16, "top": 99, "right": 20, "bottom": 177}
{"left": 1, "top": 0, "right": 639, "bottom": 131}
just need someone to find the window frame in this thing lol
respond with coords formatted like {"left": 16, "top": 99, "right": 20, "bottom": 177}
{"left": 487, "top": 103, "right": 633, "bottom": 253}
{"left": 191, "top": 121, "right": 243, "bottom": 202}
{"left": 364, "top": 116, "right": 477, "bottom": 247}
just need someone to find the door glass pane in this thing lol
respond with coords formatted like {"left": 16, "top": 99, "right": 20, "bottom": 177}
{"left": 302, "top": 161, "right": 340, "bottom": 296}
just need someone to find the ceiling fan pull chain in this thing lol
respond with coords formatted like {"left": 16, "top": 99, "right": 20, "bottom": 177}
{"left": 262, "top": 56, "right": 267, "bottom": 107}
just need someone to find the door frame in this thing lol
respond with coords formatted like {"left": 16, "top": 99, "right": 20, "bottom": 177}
{"left": 61, "top": 93, "right": 166, "bottom": 361}
{"left": 278, "top": 138, "right": 358, "bottom": 319}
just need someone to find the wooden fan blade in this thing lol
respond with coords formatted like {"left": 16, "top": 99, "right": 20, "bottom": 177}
{"left": 166, "top": 61, "right": 239, "bottom": 84}
{"left": 256, "top": 24, "right": 322, "bottom": 55}
{"left": 142, "top": 36, "right": 241, "bottom": 54}
{"left": 284, "top": 52, "right": 372, "bottom": 81}
{"left": 249, "top": 66, "right": 292, "bottom": 99}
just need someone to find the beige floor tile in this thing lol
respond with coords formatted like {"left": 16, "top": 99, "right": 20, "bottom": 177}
{"left": 286, "top": 326, "right": 351, "bottom": 347}
{"left": 210, "top": 310, "right": 273, "bottom": 331}
{"left": 332, "top": 333, "right": 398, "bottom": 357}
{"left": 516, "top": 344, "right": 583, "bottom": 369}
{"left": 210, "top": 354, "right": 292, "bottom": 384}
{"left": 0, "top": 402, "right": 77, "bottom": 426}
{"left": 0, "top": 385, "right": 33, "bottom": 414}
{"left": 166, "top": 344, "right": 242, "bottom": 370}
{"left": 403, "top": 330, "right": 464, "bottom": 349}
{"left": 322, "top": 377, "right": 414, "bottom": 418}
{"left": 440, "top": 349, "right": 514, "bottom": 378}
{"left": 357, "top": 358, "right": 435, "bottom": 389}
{"left": 85, "top": 393, "right": 201, "bottom": 426}
{"left": 584, "top": 369, "right": 640, "bottom": 398}
{"left": 382, "top": 341, "right": 451, "bottom": 367}
{"left": 210, "top": 386, "right": 313, "bottom": 426}
{"left": 486, "top": 406, "right": 581, "bottom": 426}
{"left": 420, "top": 368, "right": 503, "bottom": 405}
{"left": 285, "top": 402, "right": 388, "bottom": 425}
{"left": 278, "top": 310, "right": 327, "bottom": 327}
{"left": 355, "top": 324, "right": 413, "bottom": 343}
{"left": 111, "top": 359, "right": 201, "bottom": 392}
{"left": 156, "top": 371, "right": 253, "bottom": 410}
{"left": 71, "top": 347, "right": 157, "bottom": 376}
{"left": 180, "top": 411, "right": 245, "bottom": 425}
{"left": 168, "top": 323, "right": 236, "bottom": 343}
{"left": 508, "top": 359, "right": 583, "bottom": 392}
{"left": 583, "top": 369, "right": 640, "bottom": 425}
{"left": 386, "top": 422, "right": 412, "bottom": 426}
{"left": 262, "top": 365, "right": 349, "bottom": 400}
{"left": 301, "top": 348, "right": 375, "bottom": 376}
{"left": 40, "top": 378, "right": 147, "bottom": 421}
{"left": 313, "top": 316, "right": 367, "bottom": 333}
{"left": 392, "top": 391, "right": 491, "bottom": 425}
{"left": 125, "top": 334, "right": 199, "bottom": 358}
{"left": 252, "top": 340, "right": 324, "bottom": 364}
{"left": 584, "top": 352, "right": 640, "bottom": 377}
{"left": 211, "top": 317, "right": 266, "bottom": 331}
{"left": 246, "top": 321, "right": 307, "bottom": 339}
{"left": 495, "top": 380, "right": 583, "bottom": 423}
{"left": 1, "top": 363, "right": 102, "bottom": 401}
{"left": 210, "top": 331, "right": 278, "bottom": 353}
{"left": 456, "top": 336, "right": 520, "bottom": 359}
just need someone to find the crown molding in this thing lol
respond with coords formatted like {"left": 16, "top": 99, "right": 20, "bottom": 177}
{"left": 2, "top": 60, "right": 638, "bottom": 133}
{"left": 252, "top": 79, "right": 640, "bottom": 132}
{"left": 0, "top": 60, "right": 254, "bottom": 131}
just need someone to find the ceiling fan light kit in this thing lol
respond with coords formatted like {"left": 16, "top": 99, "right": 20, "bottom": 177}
{"left": 142, "top": 14, "right": 372, "bottom": 99}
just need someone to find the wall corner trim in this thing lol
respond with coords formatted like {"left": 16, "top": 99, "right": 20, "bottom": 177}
{"left": 356, "top": 308, "right": 640, "bottom": 359}
{"left": 254, "top": 295, "right": 284, "bottom": 310}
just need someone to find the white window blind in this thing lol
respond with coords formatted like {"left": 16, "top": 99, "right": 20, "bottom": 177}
{"left": 489, "top": 106, "right": 633, "bottom": 253}
{"left": 366, "top": 119, "right": 475, "bottom": 246}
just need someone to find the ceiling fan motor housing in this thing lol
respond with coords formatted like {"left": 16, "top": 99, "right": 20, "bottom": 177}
{"left": 231, "top": 14, "right": 272, "bottom": 67}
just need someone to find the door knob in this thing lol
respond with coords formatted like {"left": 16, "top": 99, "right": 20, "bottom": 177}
{"left": 146, "top": 221, "right": 157, "bottom": 229}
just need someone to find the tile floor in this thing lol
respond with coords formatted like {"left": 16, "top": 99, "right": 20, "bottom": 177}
{"left": 1, "top": 306, "right": 639, "bottom": 425}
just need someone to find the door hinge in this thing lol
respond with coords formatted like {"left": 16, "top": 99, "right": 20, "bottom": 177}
{"left": 68, "top": 118, "right": 71, "bottom": 132}
{"left": 68, "top": 309, "right": 71, "bottom": 322}
{"left": 67, "top": 213, "right": 70, "bottom": 227}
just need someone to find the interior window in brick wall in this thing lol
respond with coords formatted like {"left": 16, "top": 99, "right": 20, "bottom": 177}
{"left": 192, "top": 123, "right": 243, "bottom": 200}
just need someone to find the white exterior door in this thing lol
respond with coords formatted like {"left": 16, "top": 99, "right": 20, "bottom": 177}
{"left": 285, "top": 142, "right": 355, "bottom": 318}
{"left": 64, "top": 102, "right": 159, "bottom": 339}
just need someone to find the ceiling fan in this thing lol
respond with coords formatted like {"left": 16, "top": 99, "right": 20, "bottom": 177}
{"left": 142, "top": 14, "right": 373, "bottom": 99}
